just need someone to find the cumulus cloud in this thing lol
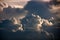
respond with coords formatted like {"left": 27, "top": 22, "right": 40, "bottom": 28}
{"left": 12, "top": 24, "right": 23, "bottom": 32}
{"left": 0, "top": 0, "right": 29, "bottom": 20}
{"left": 0, "top": 0, "right": 30, "bottom": 11}
{"left": 50, "top": 5, "right": 60, "bottom": 13}
{"left": 10, "top": 17, "right": 19, "bottom": 24}
{"left": 0, "top": 2, "right": 8, "bottom": 11}
{"left": 43, "top": 19, "right": 53, "bottom": 26}
{"left": 34, "top": 16, "right": 53, "bottom": 31}
{"left": 0, "top": 13, "right": 54, "bottom": 32}
{"left": 0, "top": 17, "right": 24, "bottom": 32}
{"left": 21, "top": 14, "right": 53, "bottom": 31}
{"left": 50, "top": 5, "right": 60, "bottom": 24}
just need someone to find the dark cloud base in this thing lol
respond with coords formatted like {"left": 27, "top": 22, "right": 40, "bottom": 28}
{"left": 0, "top": 29, "right": 60, "bottom": 40}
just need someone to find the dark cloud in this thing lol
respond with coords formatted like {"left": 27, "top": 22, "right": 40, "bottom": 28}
{"left": 24, "top": 1, "right": 52, "bottom": 19}
{"left": 0, "top": 6, "right": 28, "bottom": 20}
{"left": 0, "top": 19, "right": 23, "bottom": 32}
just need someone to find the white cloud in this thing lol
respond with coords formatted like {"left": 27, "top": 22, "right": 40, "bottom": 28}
{"left": 12, "top": 24, "right": 23, "bottom": 32}
{"left": 21, "top": 14, "right": 53, "bottom": 31}
{"left": 10, "top": 17, "right": 24, "bottom": 32}
{"left": 10, "top": 17, "right": 19, "bottom": 24}
{"left": 50, "top": 5, "right": 60, "bottom": 13}
{"left": 18, "top": 24, "right": 23, "bottom": 31}
{"left": 34, "top": 16, "right": 53, "bottom": 31}
{"left": 43, "top": 19, "right": 53, "bottom": 26}
{"left": 50, "top": 5, "right": 60, "bottom": 20}
{"left": 0, "top": 0, "right": 31, "bottom": 10}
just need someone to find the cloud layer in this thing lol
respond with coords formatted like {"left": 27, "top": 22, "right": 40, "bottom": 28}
{"left": 0, "top": 0, "right": 30, "bottom": 11}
